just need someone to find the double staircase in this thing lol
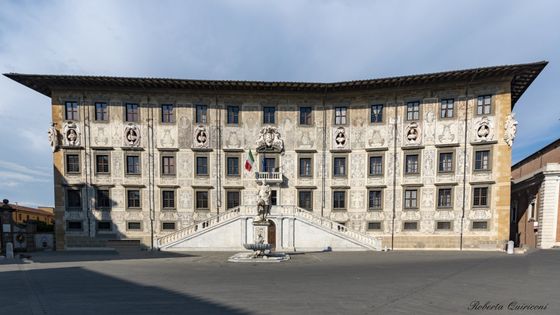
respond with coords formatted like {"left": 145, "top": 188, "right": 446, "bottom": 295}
{"left": 157, "top": 205, "right": 382, "bottom": 251}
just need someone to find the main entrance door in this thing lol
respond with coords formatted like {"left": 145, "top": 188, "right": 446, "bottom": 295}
{"left": 267, "top": 220, "right": 276, "bottom": 250}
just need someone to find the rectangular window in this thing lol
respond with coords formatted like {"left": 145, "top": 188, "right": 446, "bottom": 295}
{"left": 162, "top": 222, "right": 176, "bottom": 231}
{"left": 440, "top": 99, "right": 454, "bottom": 118}
{"left": 196, "top": 105, "right": 207, "bottom": 124}
{"left": 161, "top": 156, "right": 176, "bottom": 176}
{"left": 369, "top": 156, "right": 383, "bottom": 176}
{"left": 298, "top": 191, "right": 313, "bottom": 211}
{"left": 263, "top": 106, "right": 276, "bottom": 124}
{"left": 262, "top": 157, "right": 276, "bottom": 173}
{"left": 196, "top": 156, "right": 208, "bottom": 176}
{"left": 65, "top": 101, "right": 79, "bottom": 120}
{"left": 437, "top": 188, "right": 452, "bottom": 208}
{"left": 97, "top": 221, "right": 111, "bottom": 231}
{"left": 371, "top": 104, "right": 383, "bottom": 123}
{"left": 66, "top": 154, "right": 80, "bottom": 173}
{"left": 127, "top": 190, "right": 141, "bottom": 209}
{"left": 127, "top": 221, "right": 142, "bottom": 231}
{"left": 438, "top": 152, "right": 453, "bottom": 173}
{"left": 226, "top": 157, "right": 240, "bottom": 176}
{"left": 367, "top": 222, "right": 382, "bottom": 230}
{"left": 472, "top": 220, "right": 488, "bottom": 230}
{"left": 436, "top": 221, "right": 452, "bottom": 230}
{"left": 333, "top": 191, "right": 346, "bottom": 210}
{"left": 368, "top": 190, "right": 383, "bottom": 210}
{"left": 474, "top": 150, "right": 490, "bottom": 171}
{"left": 161, "top": 104, "right": 174, "bottom": 123}
{"left": 226, "top": 191, "right": 240, "bottom": 209}
{"left": 196, "top": 191, "right": 209, "bottom": 210}
{"left": 96, "top": 189, "right": 111, "bottom": 209}
{"left": 125, "top": 103, "right": 139, "bottom": 122}
{"left": 96, "top": 154, "right": 110, "bottom": 174}
{"left": 473, "top": 187, "right": 489, "bottom": 207}
{"left": 405, "top": 154, "right": 419, "bottom": 174}
{"left": 270, "top": 190, "right": 278, "bottom": 205}
{"left": 227, "top": 106, "right": 239, "bottom": 124}
{"left": 333, "top": 157, "right": 346, "bottom": 177}
{"left": 126, "top": 155, "right": 141, "bottom": 175}
{"left": 299, "top": 158, "right": 312, "bottom": 177}
{"left": 66, "top": 221, "right": 82, "bottom": 231}
{"left": 406, "top": 101, "right": 420, "bottom": 121}
{"left": 95, "top": 102, "right": 108, "bottom": 121}
{"left": 67, "top": 190, "right": 82, "bottom": 209}
{"left": 335, "top": 107, "right": 347, "bottom": 125}
{"left": 403, "top": 221, "right": 418, "bottom": 230}
{"left": 404, "top": 189, "right": 418, "bottom": 209}
{"left": 477, "top": 95, "right": 491, "bottom": 115}
{"left": 299, "top": 107, "right": 312, "bottom": 125}
{"left": 162, "top": 190, "right": 175, "bottom": 209}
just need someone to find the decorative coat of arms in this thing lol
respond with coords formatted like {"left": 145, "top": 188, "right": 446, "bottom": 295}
{"left": 63, "top": 122, "right": 80, "bottom": 147}
{"left": 475, "top": 116, "right": 493, "bottom": 142}
{"left": 504, "top": 113, "right": 518, "bottom": 147}
{"left": 193, "top": 125, "right": 209, "bottom": 148}
{"left": 405, "top": 122, "right": 420, "bottom": 144}
{"left": 124, "top": 123, "right": 141, "bottom": 147}
{"left": 256, "top": 126, "right": 283, "bottom": 152}
{"left": 334, "top": 126, "right": 347, "bottom": 149}
{"left": 47, "top": 123, "right": 58, "bottom": 152}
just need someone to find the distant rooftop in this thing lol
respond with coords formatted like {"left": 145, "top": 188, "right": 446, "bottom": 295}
{"left": 4, "top": 61, "right": 547, "bottom": 107}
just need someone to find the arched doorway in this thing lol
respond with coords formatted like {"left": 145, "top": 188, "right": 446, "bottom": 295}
{"left": 267, "top": 220, "right": 276, "bottom": 250}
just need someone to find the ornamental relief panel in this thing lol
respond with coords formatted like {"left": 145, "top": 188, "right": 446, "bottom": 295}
{"left": 400, "top": 210, "right": 421, "bottom": 221}
{"left": 178, "top": 116, "right": 192, "bottom": 149}
{"left": 93, "top": 126, "right": 109, "bottom": 146}
{"left": 329, "top": 211, "right": 349, "bottom": 223}
{"left": 256, "top": 126, "right": 284, "bottom": 153}
{"left": 63, "top": 122, "right": 81, "bottom": 147}
{"left": 404, "top": 122, "right": 421, "bottom": 146}
{"left": 367, "top": 128, "right": 386, "bottom": 148}
{"left": 350, "top": 191, "right": 364, "bottom": 209}
{"left": 468, "top": 209, "right": 492, "bottom": 220}
{"left": 124, "top": 123, "right": 141, "bottom": 147}
{"left": 472, "top": 116, "right": 494, "bottom": 142}
{"left": 436, "top": 123, "right": 457, "bottom": 144}
{"left": 423, "top": 111, "right": 435, "bottom": 143}
{"left": 332, "top": 126, "right": 349, "bottom": 150}
{"left": 159, "top": 127, "right": 176, "bottom": 148}
{"left": 47, "top": 123, "right": 58, "bottom": 152}
{"left": 193, "top": 125, "right": 209, "bottom": 149}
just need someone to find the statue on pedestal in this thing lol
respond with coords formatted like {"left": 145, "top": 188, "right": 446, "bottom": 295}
{"left": 255, "top": 184, "right": 271, "bottom": 223}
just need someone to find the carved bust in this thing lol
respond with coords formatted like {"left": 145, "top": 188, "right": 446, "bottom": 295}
{"left": 47, "top": 123, "right": 58, "bottom": 152}
{"left": 334, "top": 127, "right": 346, "bottom": 148}
{"left": 193, "top": 125, "right": 209, "bottom": 148}
{"left": 124, "top": 123, "right": 141, "bottom": 147}
{"left": 63, "top": 122, "right": 80, "bottom": 147}
{"left": 405, "top": 122, "right": 420, "bottom": 144}
{"left": 504, "top": 113, "right": 518, "bottom": 147}
{"left": 475, "top": 116, "right": 493, "bottom": 142}
{"left": 256, "top": 126, "right": 283, "bottom": 152}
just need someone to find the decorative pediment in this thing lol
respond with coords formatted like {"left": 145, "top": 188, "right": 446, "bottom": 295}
{"left": 124, "top": 123, "right": 141, "bottom": 147}
{"left": 256, "top": 126, "right": 283, "bottom": 153}
{"left": 193, "top": 125, "right": 209, "bottom": 148}
{"left": 62, "top": 122, "right": 80, "bottom": 147}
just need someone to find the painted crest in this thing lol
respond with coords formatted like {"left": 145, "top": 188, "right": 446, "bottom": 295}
{"left": 193, "top": 125, "right": 209, "bottom": 148}
{"left": 124, "top": 123, "right": 141, "bottom": 147}
{"left": 62, "top": 122, "right": 80, "bottom": 147}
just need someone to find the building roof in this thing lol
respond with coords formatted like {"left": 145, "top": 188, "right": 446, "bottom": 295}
{"left": 512, "top": 137, "right": 560, "bottom": 170}
{"left": 4, "top": 61, "right": 547, "bottom": 107}
{"left": 8, "top": 204, "right": 54, "bottom": 217}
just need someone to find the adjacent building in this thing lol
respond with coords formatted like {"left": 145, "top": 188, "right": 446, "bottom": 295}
{"left": 511, "top": 138, "right": 560, "bottom": 249}
{"left": 4, "top": 61, "right": 546, "bottom": 251}
{"left": 9, "top": 203, "right": 54, "bottom": 225}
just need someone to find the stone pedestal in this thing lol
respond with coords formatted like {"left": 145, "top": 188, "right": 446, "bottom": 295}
{"left": 253, "top": 221, "right": 270, "bottom": 244}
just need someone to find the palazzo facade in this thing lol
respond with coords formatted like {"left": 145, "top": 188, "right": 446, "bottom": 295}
{"left": 5, "top": 61, "right": 546, "bottom": 251}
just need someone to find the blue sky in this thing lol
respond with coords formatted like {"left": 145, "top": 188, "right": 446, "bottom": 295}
{"left": 0, "top": 0, "right": 559, "bottom": 207}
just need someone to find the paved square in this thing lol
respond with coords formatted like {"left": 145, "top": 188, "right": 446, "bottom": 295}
{"left": 1, "top": 250, "right": 558, "bottom": 314}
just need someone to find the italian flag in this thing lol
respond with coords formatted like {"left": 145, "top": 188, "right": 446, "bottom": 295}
{"left": 245, "top": 149, "right": 255, "bottom": 171}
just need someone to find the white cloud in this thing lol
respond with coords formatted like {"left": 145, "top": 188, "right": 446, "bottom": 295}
{"left": 0, "top": 0, "right": 559, "bottom": 204}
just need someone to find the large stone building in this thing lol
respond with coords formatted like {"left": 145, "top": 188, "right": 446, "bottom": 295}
{"left": 511, "top": 138, "right": 560, "bottom": 249}
{"left": 5, "top": 61, "right": 546, "bottom": 251}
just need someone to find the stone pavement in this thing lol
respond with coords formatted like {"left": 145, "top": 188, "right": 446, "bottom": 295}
{"left": 0, "top": 249, "right": 558, "bottom": 314}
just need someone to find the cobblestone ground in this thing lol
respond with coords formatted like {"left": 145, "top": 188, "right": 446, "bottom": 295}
{"left": 1, "top": 249, "right": 558, "bottom": 314}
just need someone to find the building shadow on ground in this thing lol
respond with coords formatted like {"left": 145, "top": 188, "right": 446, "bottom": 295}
{"left": 1, "top": 266, "right": 251, "bottom": 315}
